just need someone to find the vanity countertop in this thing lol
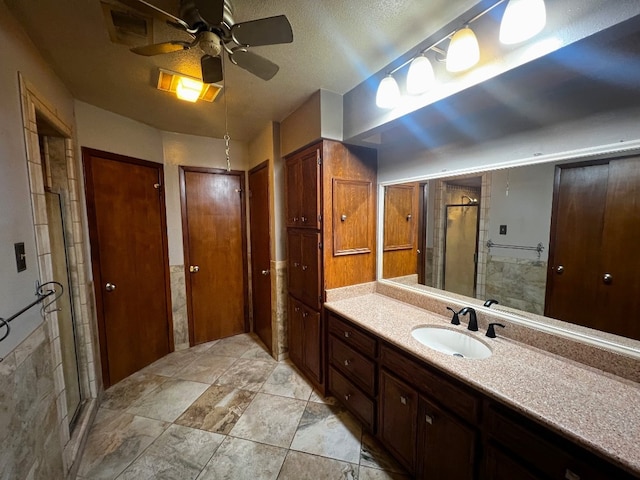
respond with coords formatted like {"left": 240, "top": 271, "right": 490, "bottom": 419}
{"left": 324, "top": 292, "right": 640, "bottom": 476}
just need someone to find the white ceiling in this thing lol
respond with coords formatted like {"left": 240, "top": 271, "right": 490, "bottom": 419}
{"left": 4, "top": 0, "right": 480, "bottom": 141}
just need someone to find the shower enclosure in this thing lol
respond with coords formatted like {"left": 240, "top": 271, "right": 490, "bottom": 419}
{"left": 443, "top": 203, "right": 479, "bottom": 297}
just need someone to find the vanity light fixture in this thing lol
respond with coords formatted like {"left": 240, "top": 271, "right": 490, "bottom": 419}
{"left": 446, "top": 25, "right": 480, "bottom": 72}
{"left": 499, "top": 0, "right": 546, "bottom": 45}
{"left": 374, "top": 0, "right": 547, "bottom": 108}
{"left": 406, "top": 54, "right": 436, "bottom": 94}
{"left": 375, "top": 74, "right": 401, "bottom": 108}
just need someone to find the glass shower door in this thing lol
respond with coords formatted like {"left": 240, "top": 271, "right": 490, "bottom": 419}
{"left": 443, "top": 204, "right": 479, "bottom": 297}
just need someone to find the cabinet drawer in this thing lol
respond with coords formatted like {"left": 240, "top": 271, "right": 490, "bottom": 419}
{"left": 487, "top": 406, "right": 634, "bottom": 480}
{"left": 328, "top": 366, "right": 375, "bottom": 432}
{"left": 329, "top": 336, "right": 376, "bottom": 395}
{"left": 380, "top": 344, "right": 480, "bottom": 425}
{"left": 327, "top": 313, "right": 377, "bottom": 358}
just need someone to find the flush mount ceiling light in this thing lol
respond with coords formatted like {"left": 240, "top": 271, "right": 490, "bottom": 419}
{"left": 446, "top": 26, "right": 480, "bottom": 72}
{"left": 376, "top": 74, "right": 401, "bottom": 109}
{"left": 156, "top": 69, "right": 222, "bottom": 103}
{"left": 500, "top": 0, "right": 546, "bottom": 44}
{"left": 406, "top": 55, "right": 436, "bottom": 95}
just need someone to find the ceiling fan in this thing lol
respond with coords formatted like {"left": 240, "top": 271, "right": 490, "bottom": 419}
{"left": 119, "top": 0, "right": 293, "bottom": 83}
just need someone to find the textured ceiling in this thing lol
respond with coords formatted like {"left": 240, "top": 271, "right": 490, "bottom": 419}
{"left": 4, "top": 0, "right": 479, "bottom": 141}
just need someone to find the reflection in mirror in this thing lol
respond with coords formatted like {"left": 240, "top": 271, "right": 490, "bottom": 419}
{"left": 382, "top": 156, "right": 640, "bottom": 342}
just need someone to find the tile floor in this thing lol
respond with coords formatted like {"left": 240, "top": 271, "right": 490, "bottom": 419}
{"left": 75, "top": 333, "right": 410, "bottom": 480}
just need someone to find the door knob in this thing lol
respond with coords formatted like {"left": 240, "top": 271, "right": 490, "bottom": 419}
{"left": 189, "top": 265, "right": 200, "bottom": 273}
{"left": 261, "top": 269, "right": 270, "bottom": 276}
{"left": 603, "top": 273, "right": 613, "bottom": 284}
{"left": 556, "top": 265, "right": 564, "bottom": 274}
{"left": 105, "top": 282, "right": 116, "bottom": 292}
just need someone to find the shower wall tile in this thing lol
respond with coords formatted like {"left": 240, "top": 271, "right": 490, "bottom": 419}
{"left": 170, "top": 266, "right": 189, "bottom": 350}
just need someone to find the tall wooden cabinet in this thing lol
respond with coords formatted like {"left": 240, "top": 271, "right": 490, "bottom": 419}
{"left": 285, "top": 140, "right": 377, "bottom": 392}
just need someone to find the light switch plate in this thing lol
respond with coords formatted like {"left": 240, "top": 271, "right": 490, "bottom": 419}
{"left": 14, "top": 242, "right": 26, "bottom": 272}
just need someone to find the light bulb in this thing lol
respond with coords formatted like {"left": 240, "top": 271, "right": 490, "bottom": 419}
{"left": 406, "top": 55, "right": 435, "bottom": 95}
{"left": 446, "top": 26, "right": 480, "bottom": 73}
{"left": 176, "top": 77, "right": 203, "bottom": 102}
{"left": 500, "top": 0, "right": 546, "bottom": 45}
{"left": 376, "top": 75, "right": 400, "bottom": 109}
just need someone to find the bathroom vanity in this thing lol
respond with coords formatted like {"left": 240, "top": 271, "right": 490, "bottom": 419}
{"left": 323, "top": 284, "right": 640, "bottom": 479}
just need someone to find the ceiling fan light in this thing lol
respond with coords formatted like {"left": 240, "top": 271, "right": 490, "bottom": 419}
{"left": 176, "top": 76, "right": 204, "bottom": 102}
{"left": 376, "top": 75, "right": 401, "bottom": 109}
{"left": 500, "top": 0, "right": 546, "bottom": 45}
{"left": 407, "top": 55, "right": 435, "bottom": 95}
{"left": 446, "top": 26, "right": 480, "bottom": 73}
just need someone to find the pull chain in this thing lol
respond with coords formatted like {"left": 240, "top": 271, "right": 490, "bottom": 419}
{"left": 222, "top": 52, "right": 231, "bottom": 172}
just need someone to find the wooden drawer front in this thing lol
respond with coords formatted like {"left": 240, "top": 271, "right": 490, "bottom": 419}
{"left": 329, "top": 336, "right": 376, "bottom": 396}
{"left": 380, "top": 344, "right": 480, "bottom": 425}
{"left": 328, "top": 366, "right": 375, "bottom": 432}
{"left": 327, "top": 313, "right": 377, "bottom": 358}
{"left": 487, "top": 407, "right": 632, "bottom": 480}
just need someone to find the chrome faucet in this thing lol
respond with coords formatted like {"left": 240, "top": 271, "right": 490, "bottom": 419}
{"left": 459, "top": 307, "right": 478, "bottom": 331}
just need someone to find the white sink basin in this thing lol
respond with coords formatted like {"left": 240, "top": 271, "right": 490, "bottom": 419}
{"left": 411, "top": 327, "right": 492, "bottom": 359}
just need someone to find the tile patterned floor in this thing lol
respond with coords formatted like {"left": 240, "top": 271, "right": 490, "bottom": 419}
{"left": 75, "top": 333, "right": 410, "bottom": 480}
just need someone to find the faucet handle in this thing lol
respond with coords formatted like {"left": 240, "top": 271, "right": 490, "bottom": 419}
{"left": 486, "top": 323, "right": 506, "bottom": 338}
{"left": 446, "top": 307, "right": 460, "bottom": 325}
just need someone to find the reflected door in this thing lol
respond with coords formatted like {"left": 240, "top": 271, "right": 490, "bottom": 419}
{"left": 443, "top": 205, "right": 479, "bottom": 297}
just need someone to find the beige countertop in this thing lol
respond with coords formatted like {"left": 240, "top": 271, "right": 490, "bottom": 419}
{"left": 324, "top": 292, "right": 640, "bottom": 476}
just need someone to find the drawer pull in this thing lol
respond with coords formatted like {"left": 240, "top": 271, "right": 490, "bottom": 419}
{"left": 400, "top": 395, "right": 408, "bottom": 405}
{"left": 344, "top": 394, "right": 351, "bottom": 401}
{"left": 294, "top": 307, "right": 300, "bottom": 312}
{"left": 344, "top": 331, "right": 351, "bottom": 338}
{"left": 293, "top": 262, "right": 300, "bottom": 267}
{"left": 425, "top": 414, "right": 434, "bottom": 425}
{"left": 302, "top": 312, "right": 309, "bottom": 318}
{"left": 302, "top": 265, "right": 308, "bottom": 271}
{"left": 343, "top": 359, "right": 351, "bottom": 366}
{"left": 565, "top": 469, "right": 580, "bottom": 480}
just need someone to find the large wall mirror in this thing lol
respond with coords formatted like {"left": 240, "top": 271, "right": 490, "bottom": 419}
{"left": 380, "top": 153, "right": 640, "bottom": 348}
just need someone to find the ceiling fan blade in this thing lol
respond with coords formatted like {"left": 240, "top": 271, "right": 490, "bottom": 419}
{"left": 230, "top": 50, "right": 279, "bottom": 81}
{"left": 231, "top": 15, "right": 293, "bottom": 47}
{"left": 193, "top": 0, "right": 225, "bottom": 26}
{"left": 118, "top": 0, "right": 190, "bottom": 30}
{"left": 131, "top": 41, "right": 191, "bottom": 56}
{"left": 201, "top": 55, "right": 223, "bottom": 83}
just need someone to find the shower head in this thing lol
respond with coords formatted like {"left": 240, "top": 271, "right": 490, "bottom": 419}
{"left": 462, "top": 195, "right": 478, "bottom": 205}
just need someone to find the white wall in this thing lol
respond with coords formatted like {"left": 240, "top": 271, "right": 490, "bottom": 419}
{"left": 0, "top": 2, "right": 74, "bottom": 356}
{"left": 488, "top": 164, "right": 555, "bottom": 261}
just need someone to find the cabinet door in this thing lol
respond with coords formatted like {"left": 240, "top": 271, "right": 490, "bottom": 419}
{"left": 302, "top": 305, "right": 322, "bottom": 383}
{"left": 287, "top": 296, "right": 303, "bottom": 366}
{"left": 285, "top": 157, "right": 301, "bottom": 227}
{"left": 300, "top": 147, "right": 321, "bottom": 229}
{"left": 287, "top": 230, "right": 303, "bottom": 300}
{"left": 300, "top": 231, "right": 322, "bottom": 310}
{"left": 485, "top": 445, "right": 543, "bottom": 480}
{"left": 417, "top": 396, "right": 477, "bottom": 480}
{"left": 378, "top": 370, "right": 418, "bottom": 473}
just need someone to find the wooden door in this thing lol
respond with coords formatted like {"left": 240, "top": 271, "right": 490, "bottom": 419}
{"left": 383, "top": 184, "right": 418, "bottom": 279}
{"left": 300, "top": 147, "right": 321, "bottom": 228}
{"left": 287, "top": 230, "right": 303, "bottom": 301}
{"left": 249, "top": 162, "right": 272, "bottom": 352}
{"left": 181, "top": 167, "right": 248, "bottom": 345}
{"left": 379, "top": 370, "right": 418, "bottom": 473}
{"left": 287, "top": 296, "right": 303, "bottom": 366}
{"left": 300, "top": 231, "right": 321, "bottom": 310}
{"left": 417, "top": 397, "right": 477, "bottom": 480}
{"left": 285, "top": 156, "right": 301, "bottom": 227}
{"left": 596, "top": 157, "right": 640, "bottom": 339}
{"left": 545, "top": 163, "right": 607, "bottom": 328}
{"left": 302, "top": 305, "right": 322, "bottom": 382}
{"left": 83, "top": 149, "right": 172, "bottom": 387}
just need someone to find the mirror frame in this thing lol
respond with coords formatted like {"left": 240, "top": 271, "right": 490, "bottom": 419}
{"left": 376, "top": 138, "right": 640, "bottom": 360}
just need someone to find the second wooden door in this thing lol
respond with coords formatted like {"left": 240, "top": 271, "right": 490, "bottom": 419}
{"left": 181, "top": 167, "right": 249, "bottom": 345}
